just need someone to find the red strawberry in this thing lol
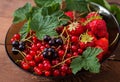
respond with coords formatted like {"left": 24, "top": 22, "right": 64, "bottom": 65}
{"left": 95, "top": 38, "right": 109, "bottom": 60}
{"left": 65, "top": 11, "right": 74, "bottom": 20}
{"left": 95, "top": 38, "right": 109, "bottom": 52}
{"left": 87, "top": 19, "right": 108, "bottom": 38}
{"left": 67, "top": 22, "right": 85, "bottom": 36}
{"left": 86, "top": 12, "right": 100, "bottom": 19}
{"left": 79, "top": 31, "right": 97, "bottom": 49}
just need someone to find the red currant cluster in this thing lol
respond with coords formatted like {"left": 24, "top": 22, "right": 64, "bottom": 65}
{"left": 10, "top": 11, "right": 109, "bottom": 77}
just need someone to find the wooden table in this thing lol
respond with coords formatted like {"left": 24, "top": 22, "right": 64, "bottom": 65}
{"left": 0, "top": 0, "right": 120, "bottom": 82}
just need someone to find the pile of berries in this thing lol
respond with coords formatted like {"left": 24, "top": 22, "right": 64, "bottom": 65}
{"left": 11, "top": 11, "right": 109, "bottom": 77}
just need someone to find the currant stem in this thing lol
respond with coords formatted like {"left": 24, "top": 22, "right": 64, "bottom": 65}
{"left": 62, "top": 35, "right": 70, "bottom": 61}
{"left": 15, "top": 49, "right": 25, "bottom": 58}
{"left": 52, "top": 56, "right": 77, "bottom": 68}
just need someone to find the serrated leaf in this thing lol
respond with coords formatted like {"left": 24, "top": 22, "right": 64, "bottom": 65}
{"left": 65, "top": 0, "right": 88, "bottom": 12}
{"left": 13, "top": 3, "right": 32, "bottom": 24}
{"left": 34, "top": 0, "right": 62, "bottom": 7}
{"left": 70, "top": 56, "right": 84, "bottom": 74}
{"left": 30, "top": 14, "right": 59, "bottom": 40}
{"left": 70, "top": 47, "right": 103, "bottom": 74}
{"left": 19, "top": 22, "right": 30, "bottom": 39}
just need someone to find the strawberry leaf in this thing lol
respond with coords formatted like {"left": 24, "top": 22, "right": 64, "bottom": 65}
{"left": 70, "top": 47, "right": 103, "bottom": 74}
{"left": 65, "top": 0, "right": 88, "bottom": 12}
{"left": 30, "top": 14, "right": 59, "bottom": 40}
{"left": 13, "top": 3, "right": 32, "bottom": 24}
{"left": 34, "top": 0, "right": 62, "bottom": 7}
{"left": 19, "top": 19, "right": 31, "bottom": 40}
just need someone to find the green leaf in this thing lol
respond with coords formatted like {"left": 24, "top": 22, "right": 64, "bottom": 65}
{"left": 65, "top": 0, "right": 88, "bottom": 12}
{"left": 13, "top": 3, "right": 32, "bottom": 24}
{"left": 30, "top": 14, "right": 59, "bottom": 40}
{"left": 34, "top": 0, "right": 62, "bottom": 7}
{"left": 110, "top": 5, "right": 120, "bottom": 24}
{"left": 70, "top": 47, "right": 103, "bottom": 74}
{"left": 19, "top": 21, "right": 30, "bottom": 39}
{"left": 70, "top": 56, "right": 84, "bottom": 74}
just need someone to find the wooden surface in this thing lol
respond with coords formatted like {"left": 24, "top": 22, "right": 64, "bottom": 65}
{"left": 0, "top": 0, "right": 120, "bottom": 82}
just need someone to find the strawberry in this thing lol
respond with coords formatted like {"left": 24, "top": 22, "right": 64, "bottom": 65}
{"left": 86, "top": 12, "right": 100, "bottom": 19}
{"left": 65, "top": 11, "right": 74, "bottom": 20}
{"left": 79, "top": 31, "right": 97, "bottom": 49}
{"left": 95, "top": 38, "right": 109, "bottom": 60}
{"left": 86, "top": 19, "right": 108, "bottom": 38}
{"left": 67, "top": 22, "right": 85, "bottom": 36}
{"left": 95, "top": 38, "right": 109, "bottom": 53}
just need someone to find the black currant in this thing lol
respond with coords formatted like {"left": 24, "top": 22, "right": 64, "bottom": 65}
{"left": 44, "top": 35, "right": 51, "bottom": 42}
{"left": 52, "top": 52, "right": 58, "bottom": 59}
{"left": 19, "top": 45, "right": 25, "bottom": 51}
{"left": 42, "top": 51, "right": 48, "bottom": 58}
{"left": 12, "top": 41, "right": 19, "bottom": 48}
{"left": 19, "top": 41, "right": 25, "bottom": 46}
{"left": 12, "top": 47, "right": 19, "bottom": 55}
{"left": 55, "top": 37, "right": 63, "bottom": 45}
{"left": 48, "top": 48, "right": 55, "bottom": 53}
{"left": 48, "top": 39, "right": 55, "bottom": 46}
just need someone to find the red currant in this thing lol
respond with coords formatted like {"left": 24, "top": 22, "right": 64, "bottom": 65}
{"left": 58, "top": 50, "right": 64, "bottom": 57}
{"left": 44, "top": 71, "right": 51, "bottom": 76}
{"left": 29, "top": 60, "right": 36, "bottom": 67}
{"left": 26, "top": 54, "right": 33, "bottom": 61}
{"left": 71, "top": 45, "right": 78, "bottom": 52}
{"left": 34, "top": 67, "right": 42, "bottom": 75}
{"left": 30, "top": 50, "right": 36, "bottom": 56}
{"left": 13, "top": 34, "right": 20, "bottom": 40}
{"left": 71, "top": 36, "right": 78, "bottom": 42}
{"left": 53, "top": 69, "right": 60, "bottom": 77}
{"left": 38, "top": 63, "right": 44, "bottom": 70}
{"left": 22, "top": 63, "right": 30, "bottom": 70}
{"left": 44, "top": 63, "right": 51, "bottom": 71}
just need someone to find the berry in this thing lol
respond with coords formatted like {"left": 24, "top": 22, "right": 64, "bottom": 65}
{"left": 55, "top": 37, "right": 63, "bottom": 45}
{"left": 12, "top": 41, "right": 19, "bottom": 48}
{"left": 95, "top": 38, "right": 108, "bottom": 53}
{"left": 13, "top": 34, "right": 20, "bottom": 40}
{"left": 26, "top": 54, "right": 33, "bottom": 61}
{"left": 29, "top": 60, "right": 36, "bottom": 67}
{"left": 48, "top": 39, "right": 55, "bottom": 46}
{"left": 65, "top": 11, "right": 74, "bottom": 20}
{"left": 58, "top": 50, "right": 64, "bottom": 57}
{"left": 60, "top": 64, "right": 68, "bottom": 72}
{"left": 71, "top": 36, "right": 78, "bottom": 43}
{"left": 44, "top": 35, "right": 51, "bottom": 42}
{"left": 22, "top": 63, "right": 30, "bottom": 70}
{"left": 34, "top": 67, "right": 42, "bottom": 75}
{"left": 86, "top": 12, "right": 100, "bottom": 19}
{"left": 19, "top": 41, "right": 25, "bottom": 46}
{"left": 30, "top": 50, "right": 36, "bottom": 56}
{"left": 12, "top": 47, "right": 18, "bottom": 55}
{"left": 67, "top": 22, "right": 85, "bottom": 36}
{"left": 44, "top": 63, "right": 51, "bottom": 71}
{"left": 87, "top": 19, "right": 107, "bottom": 38}
{"left": 19, "top": 45, "right": 25, "bottom": 51}
{"left": 45, "top": 71, "right": 51, "bottom": 76}
{"left": 53, "top": 69, "right": 60, "bottom": 77}
{"left": 71, "top": 45, "right": 78, "bottom": 52}
{"left": 38, "top": 63, "right": 44, "bottom": 70}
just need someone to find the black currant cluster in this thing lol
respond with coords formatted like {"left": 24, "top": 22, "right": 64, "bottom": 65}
{"left": 42, "top": 47, "right": 58, "bottom": 60}
{"left": 44, "top": 35, "right": 63, "bottom": 46}
{"left": 12, "top": 41, "right": 26, "bottom": 55}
